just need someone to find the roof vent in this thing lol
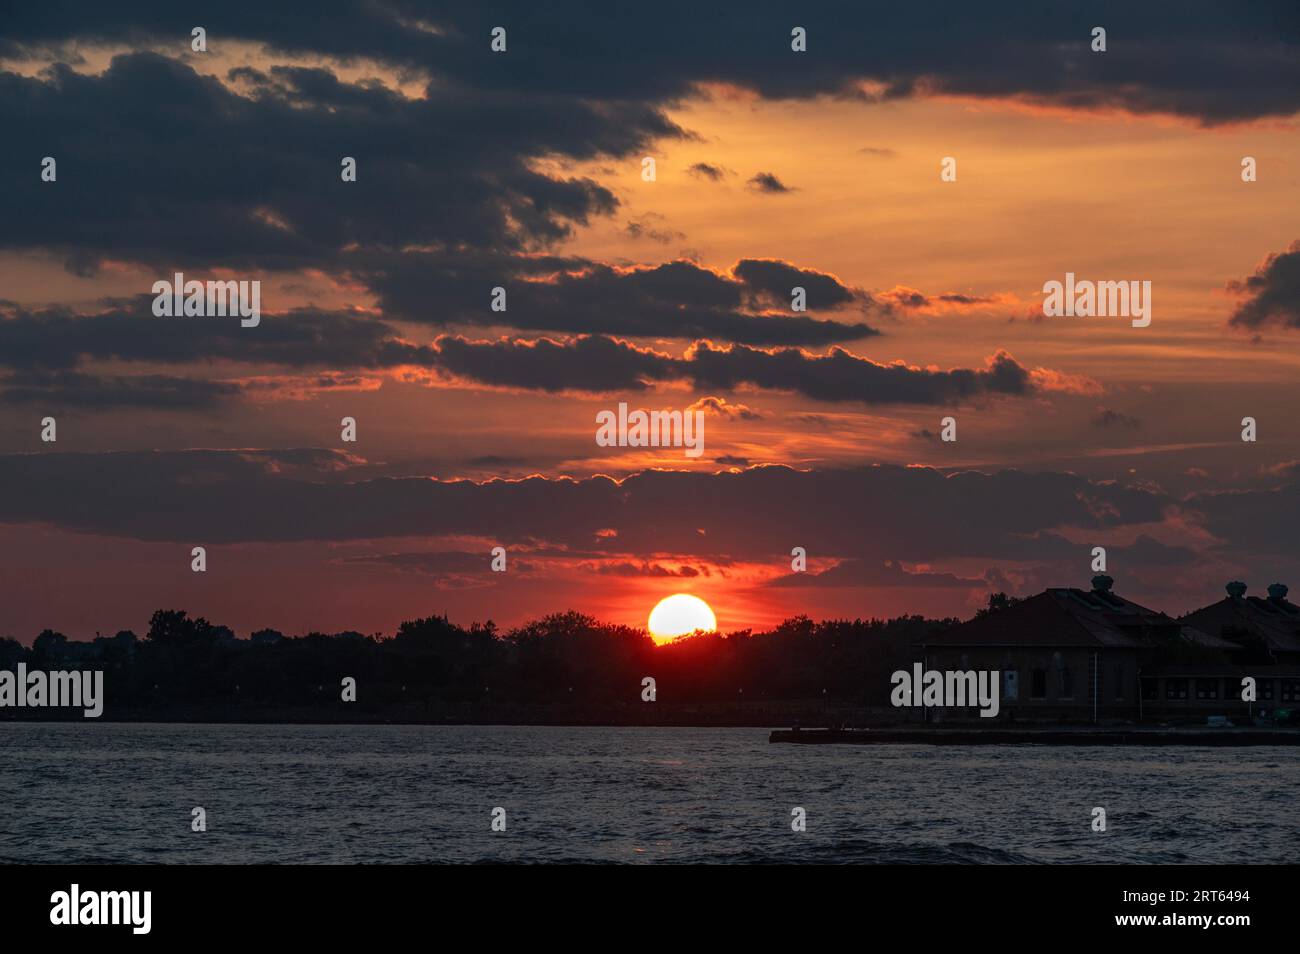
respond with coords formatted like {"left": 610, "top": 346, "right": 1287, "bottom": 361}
{"left": 1091, "top": 574, "right": 1114, "bottom": 593}
{"left": 1226, "top": 581, "right": 1247, "bottom": 599}
{"left": 1267, "top": 583, "right": 1289, "bottom": 601}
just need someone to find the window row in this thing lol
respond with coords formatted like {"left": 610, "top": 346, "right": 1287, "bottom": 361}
{"left": 1140, "top": 678, "right": 1300, "bottom": 702}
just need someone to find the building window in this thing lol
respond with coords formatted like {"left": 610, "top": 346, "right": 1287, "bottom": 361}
{"left": 1282, "top": 681, "right": 1300, "bottom": 703}
{"left": 1223, "top": 678, "right": 1238, "bottom": 702}
{"left": 1260, "top": 679, "right": 1275, "bottom": 701}
{"left": 1195, "top": 679, "right": 1219, "bottom": 700}
{"left": 1141, "top": 678, "right": 1159, "bottom": 700}
{"left": 1031, "top": 668, "right": 1047, "bottom": 699}
{"left": 1165, "top": 678, "right": 1189, "bottom": 700}
{"left": 1059, "top": 667, "right": 1074, "bottom": 698}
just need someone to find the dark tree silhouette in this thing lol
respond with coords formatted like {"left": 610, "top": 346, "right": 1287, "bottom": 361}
{"left": 0, "top": 608, "right": 960, "bottom": 722}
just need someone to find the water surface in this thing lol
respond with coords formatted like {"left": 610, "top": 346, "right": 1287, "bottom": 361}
{"left": 2, "top": 724, "right": 1292, "bottom": 863}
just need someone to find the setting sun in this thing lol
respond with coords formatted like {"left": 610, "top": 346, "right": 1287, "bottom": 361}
{"left": 647, "top": 594, "right": 718, "bottom": 642}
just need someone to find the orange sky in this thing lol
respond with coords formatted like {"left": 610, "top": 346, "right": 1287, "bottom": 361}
{"left": 1, "top": 26, "right": 1298, "bottom": 640}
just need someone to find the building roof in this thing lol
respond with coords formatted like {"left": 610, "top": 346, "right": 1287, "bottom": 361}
{"left": 1180, "top": 584, "right": 1300, "bottom": 655}
{"left": 921, "top": 579, "right": 1179, "bottom": 649}
{"left": 1178, "top": 624, "right": 1243, "bottom": 651}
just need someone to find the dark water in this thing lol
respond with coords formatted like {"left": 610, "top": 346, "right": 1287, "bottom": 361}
{"left": 1, "top": 724, "right": 1294, "bottom": 863}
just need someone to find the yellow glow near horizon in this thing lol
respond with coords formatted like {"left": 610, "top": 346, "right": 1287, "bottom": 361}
{"left": 648, "top": 593, "right": 718, "bottom": 642}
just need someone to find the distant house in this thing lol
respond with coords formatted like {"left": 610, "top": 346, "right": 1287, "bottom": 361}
{"left": 917, "top": 575, "right": 1295, "bottom": 724}
{"left": 1176, "top": 581, "right": 1300, "bottom": 712}
{"left": 1180, "top": 582, "right": 1300, "bottom": 665}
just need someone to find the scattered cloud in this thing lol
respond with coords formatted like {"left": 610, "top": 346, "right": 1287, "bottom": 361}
{"left": 1091, "top": 407, "right": 1142, "bottom": 429}
{"left": 1227, "top": 240, "right": 1300, "bottom": 331}
{"left": 747, "top": 172, "right": 794, "bottom": 193}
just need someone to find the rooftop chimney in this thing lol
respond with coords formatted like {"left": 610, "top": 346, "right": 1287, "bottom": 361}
{"left": 1091, "top": 574, "right": 1114, "bottom": 593}
{"left": 1225, "top": 581, "right": 1247, "bottom": 599}
{"left": 1267, "top": 583, "right": 1289, "bottom": 602}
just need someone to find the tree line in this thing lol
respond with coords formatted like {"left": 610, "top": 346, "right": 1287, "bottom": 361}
{"left": 0, "top": 607, "right": 960, "bottom": 721}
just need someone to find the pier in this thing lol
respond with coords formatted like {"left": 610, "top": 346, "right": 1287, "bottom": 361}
{"left": 769, "top": 727, "right": 1300, "bottom": 746}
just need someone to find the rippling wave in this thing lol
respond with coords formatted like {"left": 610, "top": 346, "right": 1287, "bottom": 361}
{"left": 2, "top": 724, "right": 1294, "bottom": 864}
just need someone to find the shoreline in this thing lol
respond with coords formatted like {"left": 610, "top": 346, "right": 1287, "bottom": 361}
{"left": 5, "top": 715, "right": 1297, "bottom": 743}
{"left": 769, "top": 727, "right": 1300, "bottom": 746}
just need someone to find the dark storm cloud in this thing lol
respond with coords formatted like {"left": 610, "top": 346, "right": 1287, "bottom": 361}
{"left": 1226, "top": 241, "right": 1300, "bottom": 330}
{"left": 0, "top": 456, "right": 1171, "bottom": 561}
{"left": 0, "top": 370, "right": 241, "bottom": 408}
{"left": 0, "top": 300, "right": 402, "bottom": 370}
{"left": 351, "top": 253, "right": 882, "bottom": 345}
{"left": 10, "top": 15, "right": 1277, "bottom": 349}
{"left": 1113, "top": 534, "right": 1198, "bottom": 567}
{"left": 0, "top": 447, "right": 1264, "bottom": 600}
{"left": 594, "top": 562, "right": 706, "bottom": 578}
{"left": 1191, "top": 482, "right": 1300, "bottom": 556}
{"left": 425, "top": 336, "right": 1045, "bottom": 405}
{"left": 5, "top": 2, "right": 1296, "bottom": 123}
{"left": 730, "top": 259, "right": 856, "bottom": 308}
{"left": 0, "top": 296, "right": 1058, "bottom": 406}
{"left": 0, "top": 302, "right": 669, "bottom": 392}
{"left": 0, "top": 44, "right": 942, "bottom": 350}
{"left": 0, "top": 292, "right": 1052, "bottom": 404}
{"left": 684, "top": 343, "right": 1033, "bottom": 404}
{"left": 429, "top": 335, "right": 677, "bottom": 392}
{"left": 0, "top": 51, "right": 655, "bottom": 271}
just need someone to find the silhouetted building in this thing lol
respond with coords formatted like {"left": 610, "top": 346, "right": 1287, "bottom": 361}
{"left": 1181, "top": 582, "right": 1300, "bottom": 665}
{"left": 918, "top": 575, "right": 1295, "bottom": 724}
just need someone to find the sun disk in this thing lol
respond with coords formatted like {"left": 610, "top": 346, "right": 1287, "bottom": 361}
{"left": 648, "top": 593, "right": 717, "bottom": 642}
